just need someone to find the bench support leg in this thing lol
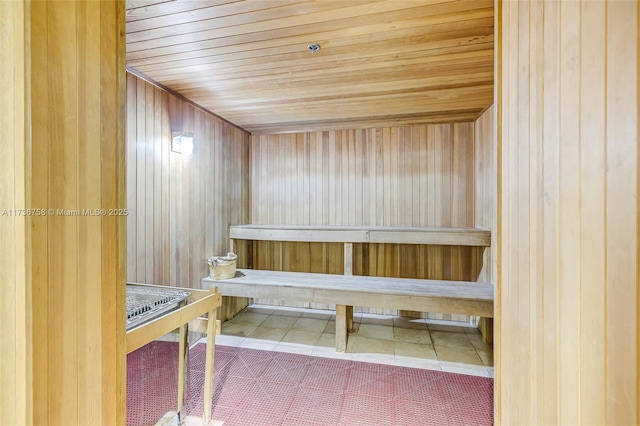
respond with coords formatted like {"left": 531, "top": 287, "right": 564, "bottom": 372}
{"left": 336, "top": 304, "right": 354, "bottom": 352}
{"left": 346, "top": 305, "right": 354, "bottom": 332}
{"left": 479, "top": 317, "right": 494, "bottom": 345}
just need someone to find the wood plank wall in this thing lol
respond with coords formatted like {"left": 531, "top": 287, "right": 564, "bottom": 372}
{"left": 249, "top": 124, "right": 483, "bottom": 319}
{"left": 497, "top": 0, "right": 639, "bottom": 424}
{"left": 125, "top": 73, "right": 251, "bottom": 319}
{"left": 474, "top": 105, "right": 495, "bottom": 342}
{"left": 474, "top": 105, "right": 495, "bottom": 284}
{"left": 0, "top": 1, "right": 128, "bottom": 424}
{"left": 0, "top": 1, "right": 29, "bottom": 423}
{"left": 251, "top": 125, "right": 475, "bottom": 227}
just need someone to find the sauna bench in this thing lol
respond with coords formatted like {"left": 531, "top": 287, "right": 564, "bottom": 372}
{"left": 229, "top": 224, "right": 491, "bottom": 247}
{"left": 202, "top": 269, "right": 493, "bottom": 352}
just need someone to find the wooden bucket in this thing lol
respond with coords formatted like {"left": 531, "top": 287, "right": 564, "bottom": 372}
{"left": 207, "top": 253, "right": 237, "bottom": 279}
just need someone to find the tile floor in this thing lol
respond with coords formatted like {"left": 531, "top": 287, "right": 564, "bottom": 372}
{"left": 215, "top": 304, "right": 494, "bottom": 379}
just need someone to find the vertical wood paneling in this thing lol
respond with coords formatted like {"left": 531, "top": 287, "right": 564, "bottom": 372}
{"left": 251, "top": 123, "right": 475, "bottom": 227}
{"left": 474, "top": 105, "right": 495, "bottom": 342}
{"left": 250, "top": 123, "right": 481, "bottom": 316}
{"left": 474, "top": 105, "right": 495, "bottom": 285}
{"left": 0, "top": 1, "right": 29, "bottom": 423}
{"left": 3, "top": 1, "right": 128, "bottom": 424}
{"left": 579, "top": 2, "right": 606, "bottom": 424}
{"left": 498, "top": 0, "right": 640, "bottom": 423}
{"left": 125, "top": 73, "right": 251, "bottom": 298}
{"left": 605, "top": 2, "right": 639, "bottom": 422}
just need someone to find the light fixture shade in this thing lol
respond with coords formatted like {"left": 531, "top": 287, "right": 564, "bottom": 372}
{"left": 172, "top": 132, "right": 194, "bottom": 155}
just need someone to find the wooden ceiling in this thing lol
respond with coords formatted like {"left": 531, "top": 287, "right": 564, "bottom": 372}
{"left": 126, "top": 0, "right": 494, "bottom": 134}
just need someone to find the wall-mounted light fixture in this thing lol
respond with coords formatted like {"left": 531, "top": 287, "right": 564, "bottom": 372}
{"left": 171, "top": 132, "right": 194, "bottom": 155}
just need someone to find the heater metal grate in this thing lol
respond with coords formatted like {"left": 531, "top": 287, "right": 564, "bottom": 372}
{"left": 126, "top": 286, "right": 190, "bottom": 331}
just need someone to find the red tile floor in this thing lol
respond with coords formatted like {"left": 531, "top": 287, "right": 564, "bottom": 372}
{"left": 127, "top": 341, "right": 493, "bottom": 425}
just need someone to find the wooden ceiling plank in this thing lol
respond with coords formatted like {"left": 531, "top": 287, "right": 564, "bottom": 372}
{"left": 127, "top": 0, "right": 174, "bottom": 10}
{"left": 171, "top": 60, "right": 494, "bottom": 94}
{"left": 129, "top": 20, "right": 492, "bottom": 72}
{"left": 126, "top": 0, "right": 241, "bottom": 23}
{"left": 127, "top": 0, "right": 378, "bottom": 40}
{"left": 214, "top": 98, "right": 492, "bottom": 118}
{"left": 139, "top": 36, "right": 494, "bottom": 80}
{"left": 126, "top": 14, "right": 493, "bottom": 66}
{"left": 211, "top": 87, "right": 493, "bottom": 118}
{"left": 177, "top": 70, "right": 494, "bottom": 104}
{"left": 151, "top": 50, "right": 492, "bottom": 101}
{"left": 161, "top": 48, "right": 493, "bottom": 89}
{"left": 126, "top": 0, "right": 492, "bottom": 54}
{"left": 222, "top": 101, "right": 492, "bottom": 129}
{"left": 212, "top": 93, "right": 493, "bottom": 116}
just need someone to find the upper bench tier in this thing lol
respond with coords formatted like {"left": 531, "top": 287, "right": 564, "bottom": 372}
{"left": 229, "top": 225, "right": 491, "bottom": 247}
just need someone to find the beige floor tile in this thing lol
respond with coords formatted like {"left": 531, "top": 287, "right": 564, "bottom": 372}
{"left": 292, "top": 317, "right": 329, "bottom": 332}
{"left": 393, "top": 317, "right": 428, "bottom": 330}
{"left": 394, "top": 342, "right": 437, "bottom": 360}
{"left": 316, "top": 333, "right": 336, "bottom": 348}
{"left": 357, "top": 323, "right": 394, "bottom": 340}
{"left": 222, "top": 305, "right": 492, "bottom": 377}
{"left": 393, "top": 327, "right": 432, "bottom": 344}
{"left": 430, "top": 331, "right": 474, "bottom": 349}
{"left": 347, "top": 335, "right": 395, "bottom": 355}
{"left": 434, "top": 345, "right": 484, "bottom": 365}
{"left": 464, "top": 327, "right": 481, "bottom": 335}
{"left": 243, "top": 306, "right": 276, "bottom": 315}
{"left": 248, "top": 325, "right": 288, "bottom": 342}
{"left": 262, "top": 315, "right": 298, "bottom": 329}
{"left": 221, "top": 322, "right": 257, "bottom": 337}
{"left": 360, "top": 316, "right": 395, "bottom": 326}
{"left": 476, "top": 349, "right": 494, "bottom": 366}
{"left": 228, "top": 312, "right": 269, "bottom": 325}
{"left": 301, "top": 311, "right": 333, "bottom": 320}
{"left": 269, "top": 309, "right": 302, "bottom": 318}
{"left": 324, "top": 320, "right": 336, "bottom": 334}
{"left": 281, "top": 329, "right": 322, "bottom": 345}
{"left": 427, "top": 323, "right": 474, "bottom": 333}
{"left": 467, "top": 333, "right": 492, "bottom": 351}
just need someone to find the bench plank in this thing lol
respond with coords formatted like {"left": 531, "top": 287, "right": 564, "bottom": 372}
{"left": 202, "top": 269, "right": 494, "bottom": 318}
{"left": 229, "top": 224, "right": 491, "bottom": 246}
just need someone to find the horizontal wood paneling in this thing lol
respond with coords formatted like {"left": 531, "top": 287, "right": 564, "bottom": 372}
{"left": 125, "top": 72, "right": 250, "bottom": 317}
{"left": 249, "top": 123, "right": 482, "bottom": 320}
{"left": 125, "top": 0, "right": 494, "bottom": 132}
{"left": 497, "top": 0, "right": 639, "bottom": 423}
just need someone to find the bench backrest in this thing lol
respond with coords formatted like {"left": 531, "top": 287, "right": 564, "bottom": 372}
{"left": 230, "top": 225, "right": 491, "bottom": 247}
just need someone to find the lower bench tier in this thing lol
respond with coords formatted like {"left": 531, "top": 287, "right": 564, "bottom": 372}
{"left": 202, "top": 269, "right": 494, "bottom": 352}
